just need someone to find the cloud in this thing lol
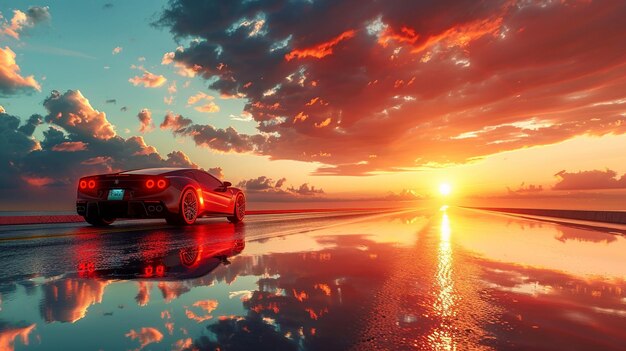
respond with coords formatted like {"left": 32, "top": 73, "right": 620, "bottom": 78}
{"left": 554, "top": 169, "right": 626, "bottom": 190}
{"left": 207, "top": 166, "right": 224, "bottom": 179}
{"left": 285, "top": 30, "right": 356, "bottom": 61}
{"left": 156, "top": 1, "right": 626, "bottom": 175}
{"left": 237, "top": 176, "right": 324, "bottom": 201}
{"left": 129, "top": 69, "right": 167, "bottom": 88}
{"left": 160, "top": 112, "right": 192, "bottom": 132}
{"left": 165, "top": 150, "right": 199, "bottom": 169}
{"left": 0, "top": 323, "right": 36, "bottom": 351}
{"left": 1, "top": 6, "right": 50, "bottom": 39}
{"left": 186, "top": 92, "right": 221, "bottom": 113}
{"left": 44, "top": 90, "right": 116, "bottom": 140}
{"left": 137, "top": 108, "right": 153, "bottom": 133}
{"left": 507, "top": 182, "right": 543, "bottom": 195}
{"left": 167, "top": 81, "right": 177, "bottom": 94}
{"left": 195, "top": 102, "right": 220, "bottom": 113}
{"left": 187, "top": 92, "right": 214, "bottom": 105}
{"left": 125, "top": 327, "right": 163, "bottom": 351}
{"left": 384, "top": 189, "right": 426, "bottom": 201}
{"left": 287, "top": 183, "right": 324, "bottom": 196}
{"left": 0, "top": 90, "right": 201, "bottom": 208}
{"left": 52, "top": 141, "right": 88, "bottom": 152}
{"left": 112, "top": 46, "right": 123, "bottom": 55}
{"left": 0, "top": 46, "right": 41, "bottom": 95}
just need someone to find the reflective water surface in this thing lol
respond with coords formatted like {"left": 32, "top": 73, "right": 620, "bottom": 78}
{"left": 0, "top": 208, "right": 624, "bottom": 350}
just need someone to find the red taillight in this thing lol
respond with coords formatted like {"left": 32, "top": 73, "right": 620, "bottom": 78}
{"left": 79, "top": 180, "right": 87, "bottom": 189}
{"left": 157, "top": 179, "right": 166, "bottom": 189}
{"left": 156, "top": 265, "right": 165, "bottom": 276}
{"left": 88, "top": 180, "right": 96, "bottom": 189}
{"left": 146, "top": 179, "right": 155, "bottom": 189}
{"left": 144, "top": 266, "right": 154, "bottom": 276}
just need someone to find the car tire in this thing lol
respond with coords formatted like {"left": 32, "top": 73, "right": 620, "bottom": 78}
{"left": 227, "top": 193, "right": 245, "bottom": 223}
{"left": 168, "top": 188, "right": 199, "bottom": 225}
{"left": 84, "top": 214, "right": 115, "bottom": 226}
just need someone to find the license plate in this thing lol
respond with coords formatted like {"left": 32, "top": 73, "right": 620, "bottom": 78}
{"left": 107, "top": 189, "right": 124, "bottom": 200}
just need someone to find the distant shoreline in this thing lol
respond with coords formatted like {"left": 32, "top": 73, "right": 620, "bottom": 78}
{"left": 468, "top": 207, "right": 626, "bottom": 225}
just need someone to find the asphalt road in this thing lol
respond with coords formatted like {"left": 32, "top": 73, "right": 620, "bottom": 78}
{"left": 0, "top": 207, "right": 624, "bottom": 350}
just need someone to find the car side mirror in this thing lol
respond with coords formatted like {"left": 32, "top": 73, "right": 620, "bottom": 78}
{"left": 223, "top": 181, "right": 232, "bottom": 187}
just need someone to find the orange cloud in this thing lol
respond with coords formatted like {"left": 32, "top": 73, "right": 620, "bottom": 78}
{"left": 194, "top": 102, "right": 220, "bottom": 113}
{"left": 409, "top": 16, "right": 503, "bottom": 55}
{"left": 44, "top": 90, "right": 116, "bottom": 140}
{"left": 125, "top": 327, "right": 164, "bottom": 351}
{"left": 21, "top": 175, "right": 55, "bottom": 187}
{"left": 378, "top": 26, "right": 419, "bottom": 47}
{"left": 129, "top": 70, "right": 167, "bottom": 88}
{"left": 51, "top": 141, "right": 87, "bottom": 152}
{"left": 135, "top": 281, "right": 151, "bottom": 306}
{"left": 185, "top": 299, "right": 219, "bottom": 322}
{"left": 285, "top": 30, "right": 356, "bottom": 61}
{"left": 172, "top": 338, "right": 193, "bottom": 351}
{"left": 41, "top": 279, "right": 109, "bottom": 323}
{"left": 0, "top": 324, "right": 36, "bottom": 351}
{"left": 0, "top": 46, "right": 41, "bottom": 95}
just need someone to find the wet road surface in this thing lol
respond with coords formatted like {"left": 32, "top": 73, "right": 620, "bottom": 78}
{"left": 0, "top": 207, "right": 624, "bottom": 350}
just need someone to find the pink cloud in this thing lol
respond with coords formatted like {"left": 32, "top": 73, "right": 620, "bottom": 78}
{"left": 51, "top": 141, "right": 88, "bottom": 152}
{"left": 137, "top": 108, "right": 153, "bottom": 133}
{"left": 160, "top": 112, "right": 192, "bottom": 131}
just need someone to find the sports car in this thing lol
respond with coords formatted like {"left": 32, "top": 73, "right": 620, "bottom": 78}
{"left": 76, "top": 167, "right": 245, "bottom": 226}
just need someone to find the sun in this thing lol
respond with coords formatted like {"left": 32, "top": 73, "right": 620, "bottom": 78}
{"left": 439, "top": 183, "right": 452, "bottom": 196}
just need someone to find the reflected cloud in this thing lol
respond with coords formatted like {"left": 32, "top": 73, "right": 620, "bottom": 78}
{"left": 125, "top": 327, "right": 164, "bottom": 351}
{"left": 0, "top": 322, "right": 36, "bottom": 351}
{"left": 40, "top": 279, "right": 109, "bottom": 323}
{"left": 555, "top": 225, "right": 618, "bottom": 244}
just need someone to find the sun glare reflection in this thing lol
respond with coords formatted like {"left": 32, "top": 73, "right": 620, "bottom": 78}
{"left": 428, "top": 211, "right": 457, "bottom": 350}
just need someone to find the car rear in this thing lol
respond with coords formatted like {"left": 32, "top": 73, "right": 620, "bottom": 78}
{"left": 76, "top": 173, "right": 179, "bottom": 220}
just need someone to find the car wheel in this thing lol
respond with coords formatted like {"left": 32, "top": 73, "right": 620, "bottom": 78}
{"left": 84, "top": 214, "right": 115, "bottom": 226}
{"left": 169, "top": 188, "right": 199, "bottom": 225}
{"left": 227, "top": 194, "right": 245, "bottom": 223}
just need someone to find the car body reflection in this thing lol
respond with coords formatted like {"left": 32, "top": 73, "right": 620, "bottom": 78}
{"left": 77, "top": 222, "right": 245, "bottom": 281}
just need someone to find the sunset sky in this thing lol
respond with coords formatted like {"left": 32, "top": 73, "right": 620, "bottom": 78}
{"left": 1, "top": 0, "right": 626, "bottom": 210}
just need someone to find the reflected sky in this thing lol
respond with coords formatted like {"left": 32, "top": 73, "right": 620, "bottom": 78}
{"left": 0, "top": 209, "right": 624, "bottom": 350}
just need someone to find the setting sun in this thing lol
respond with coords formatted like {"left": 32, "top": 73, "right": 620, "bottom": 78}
{"left": 439, "top": 183, "right": 452, "bottom": 196}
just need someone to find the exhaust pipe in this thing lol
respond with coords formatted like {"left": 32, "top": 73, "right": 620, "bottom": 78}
{"left": 155, "top": 205, "right": 163, "bottom": 212}
{"left": 148, "top": 205, "right": 155, "bottom": 212}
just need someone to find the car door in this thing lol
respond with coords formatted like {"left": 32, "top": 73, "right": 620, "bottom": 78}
{"left": 194, "top": 170, "right": 232, "bottom": 213}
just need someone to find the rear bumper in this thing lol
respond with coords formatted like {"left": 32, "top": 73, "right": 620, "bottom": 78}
{"left": 76, "top": 200, "right": 170, "bottom": 219}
